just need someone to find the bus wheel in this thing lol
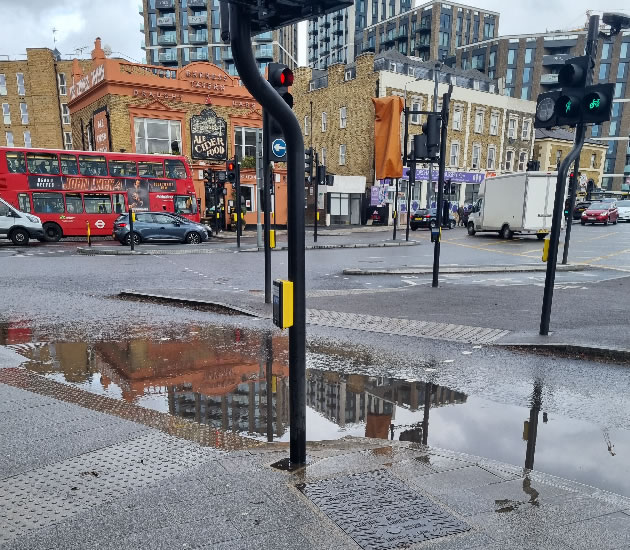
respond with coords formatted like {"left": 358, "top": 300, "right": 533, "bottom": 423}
{"left": 185, "top": 232, "right": 201, "bottom": 244}
{"left": 43, "top": 223, "right": 62, "bottom": 242}
{"left": 10, "top": 228, "right": 30, "bottom": 246}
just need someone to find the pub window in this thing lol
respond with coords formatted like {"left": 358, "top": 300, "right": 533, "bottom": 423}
{"left": 6, "top": 152, "right": 26, "bottom": 173}
{"left": 65, "top": 194, "right": 84, "bottom": 214}
{"left": 109, "top": 160, "right": 138, "bottom": 177}
{"left": 113, "top": 193, "right": 126, "bottom": 214}
{"left": 79, "top": 155, "right": 107, "bottom": 177}
{"left": 18, "top": 193, "right": 31, "bottom": 212}
{"left": 138, "top": 161, "right": 165, "bottom": 178}
{"left": 134, "top": 117, "right": 182, "bottom": 155}
{"left": 27, "top": 153, "right": 59, "bottom": 175}
{"left": 60, "top": 154, "right": 79, "bottom": 175}
{"left": 84, "top": 194, "right": 112, "bottom": 214}
{"left": 233, "top": 127, "right": 257, "bottom": 158}
{"left": 165, "top": 159, "right": 187, "bottom": 179}
{"left": 32, "top": 192, "right": 64, "bottom": 213}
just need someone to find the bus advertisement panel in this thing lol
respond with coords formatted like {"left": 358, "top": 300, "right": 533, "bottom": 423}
{"left": 0, "top": 148, "right": 199, "bottom": 241}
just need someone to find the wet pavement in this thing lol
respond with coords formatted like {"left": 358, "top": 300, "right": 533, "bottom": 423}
{"left": 3, "top": 323, "right": 629, "bottom": 499}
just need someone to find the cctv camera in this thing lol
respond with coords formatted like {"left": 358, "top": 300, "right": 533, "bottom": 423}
{"left": 602, "top": 12, "right": 630, "bottom": 34}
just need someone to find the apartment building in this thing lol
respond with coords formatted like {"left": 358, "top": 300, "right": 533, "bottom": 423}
{"left": 308, "top": 0, "right": 499, "bottom": 70}
{"left": 0, "top": 48, "right": 91, "bottom": 149}
{"left": 456, "top": 28, "right": 630, "bottom": 190}
{"left": 139, "top": 0, "right": 298, "bottom": 74}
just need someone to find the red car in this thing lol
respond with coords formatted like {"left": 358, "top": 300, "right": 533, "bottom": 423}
{"left": 581, "top": 201, "right": 619, "bottom": 225}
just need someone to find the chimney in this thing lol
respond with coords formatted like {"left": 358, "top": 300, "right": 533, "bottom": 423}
{"left": 92, "top": 37, "right": 105, "bottom": 63}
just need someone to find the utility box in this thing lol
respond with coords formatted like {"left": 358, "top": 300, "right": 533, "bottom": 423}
{"left": 273, "top": 279, "right": 293, "bottom": 329}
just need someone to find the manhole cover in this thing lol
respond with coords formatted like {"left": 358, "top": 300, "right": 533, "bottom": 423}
{"left": 298, "top": 469, "right": 469, "bottom": 549}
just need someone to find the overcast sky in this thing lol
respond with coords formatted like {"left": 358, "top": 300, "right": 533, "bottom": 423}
{"left": 0, "top": 1, "right": 622, "bottom": 65}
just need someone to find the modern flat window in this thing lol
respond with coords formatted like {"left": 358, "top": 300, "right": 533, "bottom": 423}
{"left": 487, "top": 146, "right": 496, "bottom": 169}
{"left": 518, "top": 151, "right": 527, "bottom": 171}
{"left": 20, "top": 103, "right": 28, "bottom": 125}
{"left": 601, "top": 42, "right": 612, "bottom": 59}
{"left": 507, "top": 49, "right": 516, "bottom": 65}
{"left": 452, "top": 108, "right": 462, "bottom": 130}
{"left": 506, "top": 68, "right": 515, "bottom": 85}
{"left": 523, "top": 68, "right": 532, "bottom": 84}
{"left": 621, "top": 42, "right": 629, "bottom": 59}
{"left": 16, "top": 73, "right": 25, "bottom": 95}
{"left": 58, "top": 73, "right": 67, "bottom": 96}
{"left": 508, "top": 118, "right": 517, "bottom": 139}
{"left": 321, "top": 112, "right": 327, "bottom": 132}
{"left": 521, "top": 119, "right": 531, "bottom": 140}
{"left": 61, "top": 104, "right": 70, "bottom": 125}
{"left": 64, "top": 132, "right": 73, "bottom": 150}
{"left": 604, "top": 158, "right": 615, "bottom": 173}
{"left": 474, "top": 110, "right": 484, "bottom": 133}
{"left": 524, "top": 48, "right": 534, "bottom": 64}
{"left": 2, "top": 103, "right": 10, "bottom": 125}
{"left": 0, "top": 74, "right": 6, "bottom": 95}
{"left": 450, "top": 142, "right": 460, "bottom": 167}
{"left": 614, "top": 82, "right": 623, "bottom": 98}
{"left": 612, "top": 103, "right": 622, "bottom": 118}
{"left": 488, "top": 51, "right": 496, "bottom": 67}
{"left": 233, "top": 126, "right": 257, "bottom": 158}
{"left": 489, "top": 113, "right": 499, "bottom": 136}
{"left": 339, "top": 106, "right": 347, "bottom": 129}
{"left": 599, "top": 63, "right": 609, "bottom": 81}
{"left": 505, "top": 150, "right": 514, "bottom": 171}
{"left": 609, "top": 121, "right": 618, "bottom": 136}
{"left": 339, "top": 144, "right": 346, "bottom": 165}
{"left": 23, "top": 130, "right": 31, "bottom": 148}
{"left": 304, "top": 116, "right": 310, "bottom": 135}
{"left": 134, "top": 117, "right": 182, "bottom": 155}
{"left": 592, "top": 125, "right": 600, "bottom": 137}
{"left": 617, "top": 62, "right": 627, "bottom": 80}
{"left": 439, "top": 32, "right": 449, "bottom": 47}
{"left": 5, "top": 131, "right": 14, "bottom": 147}
{"left": 521, "top": 87, "right": 530, "bottom": 100}
{"left": 472, "top": 144, "right": 481, "bottom": 169}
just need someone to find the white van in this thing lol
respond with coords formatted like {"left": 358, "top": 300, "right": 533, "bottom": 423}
{"left": 0, "top": 197, "right": 44, "bottom": 246}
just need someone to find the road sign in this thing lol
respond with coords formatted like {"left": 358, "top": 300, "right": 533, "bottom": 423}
{"left": 272, "top": 138, "right": 286, "bottom": 157}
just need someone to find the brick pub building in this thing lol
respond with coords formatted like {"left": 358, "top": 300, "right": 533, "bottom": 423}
{"left": 68, "top": 39, "right": 288, "bottom": 227}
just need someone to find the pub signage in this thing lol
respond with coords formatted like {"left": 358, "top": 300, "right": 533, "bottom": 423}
{"left": 190, "top": 108, "right": 227, "bottom": 161}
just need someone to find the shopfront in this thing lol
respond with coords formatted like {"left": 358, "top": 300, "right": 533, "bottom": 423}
{"left": 324, "top": 175, "right": 367, "bottom": 226}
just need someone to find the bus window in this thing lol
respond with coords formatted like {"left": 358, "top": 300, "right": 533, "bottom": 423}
{"left": 109, "top": 160, "right": 137, "bottom": 177}
{"left": 65, "top": 194, "right": 83, "bottom": 214}
{"left": 174, "top": 195, "right": 195, "bottom": 214}
{"left": 27, "top": 153, "right": 59, "bottom": 175}
{"left": 79, "top": 155, "right": 108, "bottom": 177}
{"left": 138, "top": 161, "right": 164, "bottom": 178}
{"left": 164, "top": 159, "right": 187, "bottom": 179}
{"left": 112, "top": 193, "right": 126, "bottom": 214}
{"left": 60, "top": 154, "right": 79, "bottom": 176}
{"left": 17, "top": 193, "right": 31, "bottom": 212}
{"left": 32, "top": 192, "right": 64, "bottom": 213}
{"left": 84, "top": 194, "right": 112, "bottom": 214}
{"left": 6, "top": 152, "right": 26, "bottom": 173}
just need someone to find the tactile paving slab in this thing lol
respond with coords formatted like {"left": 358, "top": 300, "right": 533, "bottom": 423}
{"left": 298, "top": 469, "right": 470, "bottom": 550}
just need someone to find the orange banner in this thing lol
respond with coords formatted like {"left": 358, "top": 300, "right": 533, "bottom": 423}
{"left": 372, "top": 96, "right": 404, "bottom": 180}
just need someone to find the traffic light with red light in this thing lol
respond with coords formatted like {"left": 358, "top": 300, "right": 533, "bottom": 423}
{"left": 266, "top": 62, "right": 294, "bottom": 162}
{"left": 226, "top": 158, "right": 237, "bottom": 182}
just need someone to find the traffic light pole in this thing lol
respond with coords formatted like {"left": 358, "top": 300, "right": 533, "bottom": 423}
{"left": 230, "top": 4, "right": 307, "bottom": 465}
{"left": 263, "top": 111, "right": 272, "bottom": 304}
{"left": 313, "top": 151, "right": 318, "bottom": 243}
{"left": 562, "top": 14, "right": 598, "bottom": 265}
{"left": 392, "top": 179, "right": 398, "bottom": 240}
{"left": 432, "top": 87, "right": 452, "bottom": 288}
{"left": 235, "top": 153, "right": 241, "bottom": 248}
{"left": 406, "top": 160, "right": 415, "bottom": 242}
{"left": 539, "top": 131, "right": 585, "bottom": 335}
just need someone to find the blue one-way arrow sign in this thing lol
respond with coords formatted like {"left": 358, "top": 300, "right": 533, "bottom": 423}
{"left": 272, "top": 138, "right": 287, "bottom": 157}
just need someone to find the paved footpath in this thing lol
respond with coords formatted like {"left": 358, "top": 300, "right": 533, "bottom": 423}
{"left": 2, "top": 350, "right": 630, "bottom": 550}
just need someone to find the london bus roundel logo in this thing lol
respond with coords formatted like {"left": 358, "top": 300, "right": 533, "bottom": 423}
{"left": 95, "top": 220, "right": 105, "bottom": 229}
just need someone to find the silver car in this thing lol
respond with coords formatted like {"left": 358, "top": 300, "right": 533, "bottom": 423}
{"left": 113, "top": 212, "right": 209, "bottom": 245}
{"left": 616, "top": 199, "right": 630, "bottom": 222}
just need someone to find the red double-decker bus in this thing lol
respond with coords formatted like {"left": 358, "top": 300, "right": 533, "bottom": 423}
{"left": 0, "top": 147, "right": 200, "bottom": 241}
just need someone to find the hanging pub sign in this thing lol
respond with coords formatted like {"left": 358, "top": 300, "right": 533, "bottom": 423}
{"left": 190, "top": 108, "right": 227, "bottom": 161}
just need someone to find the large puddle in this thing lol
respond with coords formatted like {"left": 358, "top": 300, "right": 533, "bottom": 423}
{"left": 2, "top": 322, "right": 629, "bottom": 497}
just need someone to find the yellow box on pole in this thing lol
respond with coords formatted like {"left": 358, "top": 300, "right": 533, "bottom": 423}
{"left": 316, "top": 212, "right": 320, "bottom": 221}
{"left": 131, "top": 212, "right": 136, "bottom": 222}
{"left": 542, "top": 237, "right": 550, "bottom": 262}
{"left": 272, "top": 280, "right": 293, "bottom": 329}
{"left": 270, "top": 229, "right": 276, "bottom": 249}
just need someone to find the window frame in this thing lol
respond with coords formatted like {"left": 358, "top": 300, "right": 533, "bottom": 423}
{"left": 474, "top": 109, "right": 484, "bottom": 134}
{"left": 2, "top": 102, "right": 10, "bottom": 125}
{"left": 321, "top": 111, "right": 327, "bottom": 132}
{"left": 449, "top": 141, "right": 460, "bottom": 167}
{"left": 521, "top": 119, "right": 531, "bottom": 140}
{"left": 23, "top": 130, "right": 31, "bottom": 148}
{"left": 61, "top": 104, "right": 71, "bottom": 125}
{"left": 339, "top": 144, "right": 346, "bottom": 165}
{"left": 58, "top": 73, "right": 67, "bottom": 96}
{"left": 19, "top": 103, "right": 28, "bottom": 125}
{"left": 508, "top": 117, "right": 518, "bottom": 139}
{"left": 16, "top": 73, "right": 25, "bottom": 95}
{"left": 505, "top": 149, "right": 514, "bottom": 172}
{"left": 518, "top": 150, "right": 527, "bottom": 171}
{"left": 489, "top": 112, "right": 499, "bottom": 136}
{"left": 339, "top": 106, "right": 347, "bottom": 129}
{"left": 63, "top": 132, "right": 73, "bottom": 150}
{"left": 471, "top": 143, "right": 481, "bottom": 169}
{"left": 487, "top": 145, "right": 496, "bottom": 170}
{"left": 452, "top": 107, "right": 462, "bottom": 130}
{"left": 0, "top": 74, "right": 6, "bottom": 96}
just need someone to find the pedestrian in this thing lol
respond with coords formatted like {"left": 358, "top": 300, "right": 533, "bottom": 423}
{"left": 457, "top": 205, "right": 465, "bottom": 226}
{"left": 461, "top": 207, "right": 469, "bottom": 228}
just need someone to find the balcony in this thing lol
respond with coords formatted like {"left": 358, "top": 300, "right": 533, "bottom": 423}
{"left": 309, "top": 26, "right": 319, "bottom": 36}
{"left": 320, "top": 20, "right": 331, "bottom": 28}
{"left": 138, "top": 4, "right": 143, "bottom": 15}
{"left": 416, "top": 43, "right": 430, "bottom": 51}
{"left": 157, "top": 15, "right": 176, "bottom": 27}
{"left": 158, "top": 51, "right": 178, "bottom": 63}
{"left": 396, "top": 28, "right": 408, "bottom": 41}
{"left": 255, "top": 45, "right": 274, "bottom": 61}
{"left": 190, "top": 50, "right": 208, "bottom": 61}
{"left": 187, "top": 0, "right": 206, "bottom": 6}
{"left": 189, "top": 33, "right": 209, "bottom": 44}
{"left": 320, "top": 34, "right": 331, "bottom": 43}
{"left": 189, "top": 14, "right": 207, "bottom": 26}
{"left": 540, "top": 73, "right": 559, "bottom": 85}
{"left": 333, "top": 25, "right": 344, "bottom": 35}
{"left": 255, "top": 31, "right": 273, "bottom": 42}
{"left": 155, "top": 0, "right": 175, "bottom": 10}
{"left": 333, "top": 12, "right": 344, "bottom": 21}
{"left": 139, "top": 22, "right": 145, "bottom": 32}
{"left": 418, "top": 24, "right": 431, "bottom": 34}
{"left": 542, "top": 54, "right": 570, "bottom": 66}
{"left": 222, "top": 48, "right": 234, "bottom": 61}
{"left": 158, "top": 34, "right": 177, "bottom": 46}
{"left": 140, "top": 40, "right": 146, "bottom": 50}
{"left": 320, "top": 48, "right": 330, "bottom": 57}
{"left": 382, "top": 35, "right": 395, "bottom": 45}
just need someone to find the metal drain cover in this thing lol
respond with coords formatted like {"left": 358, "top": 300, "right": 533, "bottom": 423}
{"left": 298, "top": 469, "right": 469, "bottom": 550}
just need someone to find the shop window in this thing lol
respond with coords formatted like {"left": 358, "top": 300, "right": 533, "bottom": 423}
{"left": 79, "top": 155, "right": 108, "bottom": 177}
{"left": 27, "top": 153, "right": 59, "bottom": 174}
{"left": 134, "top": 117, "right": 182, "bottom": 155}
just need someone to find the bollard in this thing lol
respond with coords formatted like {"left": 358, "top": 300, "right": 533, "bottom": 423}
{"left": 86, "top": 221, "right": 91, "bottom": 247}
{"left": 129, "top": 208, "right": 135, "bottom": 252}
{"left": 542, "top": 237, "right": 550, "bottom": 263}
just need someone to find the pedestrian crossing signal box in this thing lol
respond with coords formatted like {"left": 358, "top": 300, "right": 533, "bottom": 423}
{"left": 273, "top": 279, "right": 293, "bottom": 329}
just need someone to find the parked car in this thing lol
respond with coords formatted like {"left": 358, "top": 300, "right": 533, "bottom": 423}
{"left": 580, "top": 202, "right": 619, "bottom": 225}
{"left": 113, "top": 212, "right": 209, "bottom": 245}
{"left": 616, "top": 199, "right": 630, "bottom": 222}
{"left": 410, "top": 208, "right": 456, "bottom": 230}
{"left": 573, "top": 201, "right": 591, "bottom": 220}
{"left": 0, "top": 197, "right": 44, "bottom": 246}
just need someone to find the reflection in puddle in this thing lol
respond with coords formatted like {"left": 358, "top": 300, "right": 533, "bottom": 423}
{"left": 2, "top": 321, "right": 629, "bottom": 497}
